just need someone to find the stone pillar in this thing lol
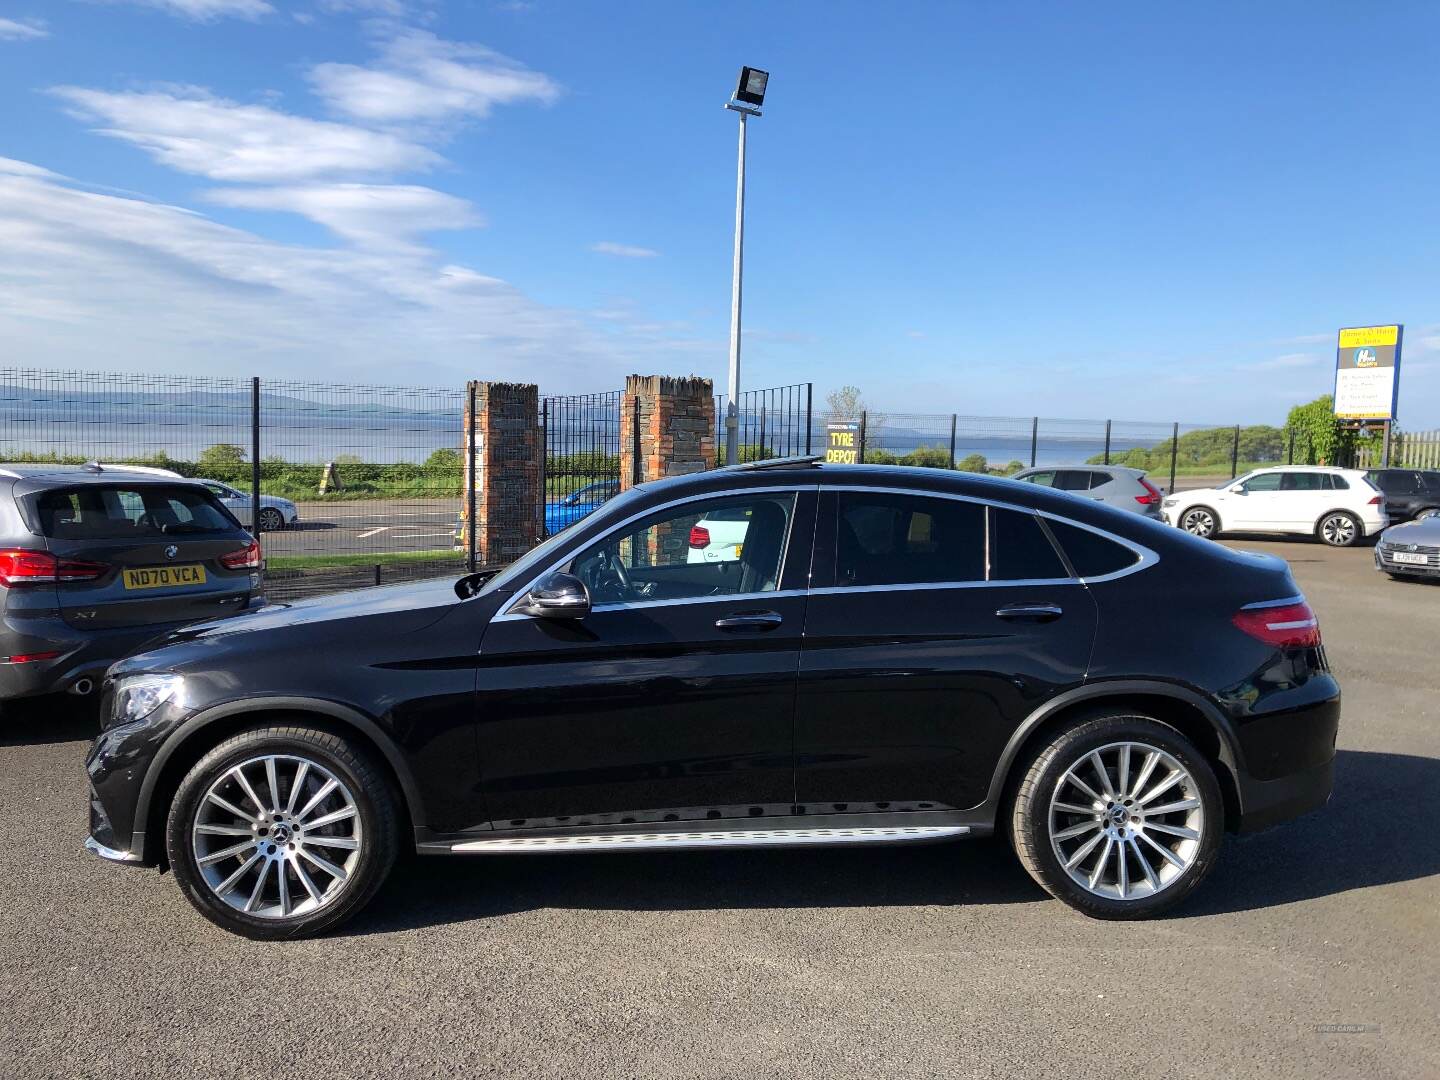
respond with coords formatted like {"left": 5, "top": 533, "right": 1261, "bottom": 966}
{"left": 619, "top": 375, "right": 716, "bottom": 490}
{"left": 463, "top": 381, "right": 541, "bottom": 566}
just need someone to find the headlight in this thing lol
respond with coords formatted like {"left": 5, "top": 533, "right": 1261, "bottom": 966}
{"left": 112, "top": 674, "right": 183, "bottom": 725}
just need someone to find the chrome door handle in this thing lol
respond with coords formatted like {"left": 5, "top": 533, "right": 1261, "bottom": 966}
{"left": 714, "top": 610, "right": 783, "bottom": 632}
{"left": 996, "top": 603, "right": 1063, "bottom": 622}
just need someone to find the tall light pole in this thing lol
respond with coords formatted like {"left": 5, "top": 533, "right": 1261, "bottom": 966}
{"left": 723, "top": 66, "right": 768, "bottom": 467}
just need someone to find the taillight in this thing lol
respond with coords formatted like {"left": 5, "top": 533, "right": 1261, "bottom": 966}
{"left": 219, "top": 540, "right": 262, "bottom": 570}
{"left": 0, "top": 549, "right": 107, "bottom": 587}
{"left": 1232, "top": 600, "right": 1321, "bottom": 649}
{"left": 1368, "top": 495, "right": 1382, "bottom": 506}
{"left": 1, "top": 650, "right": 62, "bottom": 664}
{"left": 1136, "top": 478, "right": 1162, "bottom": 505}
{"left": 688, "top": 525, "right": 711, "bottom": 549}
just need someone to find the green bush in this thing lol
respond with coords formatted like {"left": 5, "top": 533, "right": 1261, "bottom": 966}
{"left": 901, "top": 445, "right": 954, "bottom": 469}
{"left": 956, "top": 453, "right": 990, "bottom": 473}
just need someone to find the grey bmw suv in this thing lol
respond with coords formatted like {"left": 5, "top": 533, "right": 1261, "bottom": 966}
{"left": 0, "top": 464, "right": 264, "bottom": 700}
{"left": 1010, "top": 465, "right": 1163, "bottom": 516}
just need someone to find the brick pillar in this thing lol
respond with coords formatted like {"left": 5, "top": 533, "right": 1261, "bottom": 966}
{"left": 464, "top": 381, "right": 541, "bottom": 566}
{"left": 619, "top": 375, "right": 716, "bottom": 490}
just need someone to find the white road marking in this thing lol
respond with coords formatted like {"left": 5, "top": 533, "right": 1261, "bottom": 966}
{"left": 356, "top": 527, "right": 388, "bottom": 539}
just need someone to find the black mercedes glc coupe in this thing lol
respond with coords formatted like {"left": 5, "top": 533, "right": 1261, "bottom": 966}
{"left": 85, "top": 459, "right": 1339, "bottom": 938}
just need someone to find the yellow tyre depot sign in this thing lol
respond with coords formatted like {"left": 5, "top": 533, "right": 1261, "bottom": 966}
{"left": 1334, "top": 324, "right": 1403, "bottom": 421}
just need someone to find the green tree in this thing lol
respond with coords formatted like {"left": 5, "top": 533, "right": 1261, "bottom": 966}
{"left": 956, "top": 453, "right": 990, "bottom": 473}
{"left": 1285, "top": 395, "right": 1352, "bottom": 466}
{"left": 424, "top": 448, "right": 461, "bottom": 470}
{"left": 863, "top": 449, "right": 899, "bottom": 465}
{"left": 198, "top": 443, "right": 246, "bottom": 467}
{"left": 1000, "top": 460, "right": 1025, "bottom": 475}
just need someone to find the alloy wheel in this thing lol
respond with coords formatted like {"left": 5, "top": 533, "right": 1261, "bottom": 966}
{"left": 258, "top": 508, "right": 284, "bottom": 532}
{"left": 1319, "top": 513, "right": 1357, "bottom": 546}
{"left": 1047, "top": 741, "right": 1205, "bottom": 901}
{"left": 191, "top": 754, "right": 364, "bottom": 920}
{"left": 1181, "top": 509, "right": 1216, "bottom": 537}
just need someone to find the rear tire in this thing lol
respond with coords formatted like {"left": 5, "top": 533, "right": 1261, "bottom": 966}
{"left": 1316, "top": 511, "right": 1360, "bottom": 547}
{"left": 1009, "top": 713, "right": 1223, "bottom": 920}
{"left": 1178, "top": 506, "right": 1219, "bottom": 539}
{"left": 166, "top": 724, "right": 400, "bottom": 940}
{"left": 257, "top": 508, "right": 285, "bottom": 532}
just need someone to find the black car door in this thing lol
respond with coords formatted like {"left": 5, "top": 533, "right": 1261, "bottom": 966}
{"left": 472, "top": 487, "right": 817, "bottom": 830}
{"left": 794, "top": 488, "right": 1098, "bottom": 814}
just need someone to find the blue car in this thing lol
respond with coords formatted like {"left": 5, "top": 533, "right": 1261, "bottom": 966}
{"left": 545, "top": 480, "right": 621, "bottom": 535}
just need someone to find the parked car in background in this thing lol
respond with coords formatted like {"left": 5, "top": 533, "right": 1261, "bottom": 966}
{"left": 0, "top": 463, "right": 264, "bottom": 700}
{"left": 685, "top": 503, "right": 753, "bottom": 564}
{"left": 1374, "top": 509, "right": 1440, "bottom": 581}
{"left": 1010, "top": 466, "right": 1163, "bottom": 516}
{"left": 1364, "top": 468, "right": 1440, "bottom": 524}
{"left": 86, "top": 458, "right": 1337, "bottom": 938}
{"left": 200, "top": 481, "right": 299, "bottom": 533}
{"left": 1160, "top": 466, "right": 1386, "bottom": 547}
{"left": 545, "top": 479, "right": 621, "bottom": 535}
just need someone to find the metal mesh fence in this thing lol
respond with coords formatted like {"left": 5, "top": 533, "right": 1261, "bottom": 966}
{"left": 2, "top": 366, "right": 1339, "bottom": 603}
{"left": 257, "top": 381, "right": 466, "bottom": 602}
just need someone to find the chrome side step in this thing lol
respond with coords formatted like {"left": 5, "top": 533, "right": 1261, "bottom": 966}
{"left": 448, "top": 825, "right": 969, "bottom": 854}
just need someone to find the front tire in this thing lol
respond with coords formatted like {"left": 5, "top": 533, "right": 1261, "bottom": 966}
{"left": 166, "top": 724, "right": 400, "bottom": 939}
{"left": 1179, "top": 506, "right": 1219, "bottom": 539}
{"left": 1009, "top": 714, "right": 1223, "bottom": 919}
{"left": 1316, "top": 511, "right": 1360, "bottom": 547}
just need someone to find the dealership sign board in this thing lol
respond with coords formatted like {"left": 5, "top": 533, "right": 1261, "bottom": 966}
{"left": 1333, "top": 324, "right": 1402, "bottom": 421}
{"left": 824, "top": 420, "right": 860, "bottom": 464}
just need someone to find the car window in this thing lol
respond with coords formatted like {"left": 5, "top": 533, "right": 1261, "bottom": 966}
{"left": 568, "top": 493, "right": 795, "bottom": 603}
{"left": 1279, "top": 472, "right": 1324, "bottom": 491}
{"left": 1423, "top": 473, "right": 1440, "bottom": 493}
{"left": 989, "top": 507, "right": 1068, "bottom": 581}
{"left": 1054, "top": 471, "right": 1091, "bottom": 492}
{"left": 1021, "top": 471, "right": 1056, "bottom": 487}
{"left": 835, "top": 492, "right": 984, "bottom": 586}
{"left": 35, "top": 485, "right": 236, "bottom": 539}
{"left": 1374, "top": 471, "right": 1420, "bottom": 495}
{"left": 1327, "top": 474, "right": 1349, "bottom": 490}
{"left": 1241, "top": 473, "right": 1282, "bottom": 492}
{"left": 1087, "top": 471, "right": 1112, "bottom": 489}
{"left": 1044, "top": 519, "right": 1139, "bottom": 578}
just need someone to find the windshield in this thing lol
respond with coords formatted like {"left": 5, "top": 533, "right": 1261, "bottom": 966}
{"left": 478, "top": 484, "right": 648, "bottom": 597}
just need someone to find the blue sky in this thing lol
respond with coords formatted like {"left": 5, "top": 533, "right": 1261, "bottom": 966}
{"left": 1, "top": 0, "right": 1438, "bottom": 425}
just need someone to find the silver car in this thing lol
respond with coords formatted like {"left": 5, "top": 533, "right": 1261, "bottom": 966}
{"left": 200, "top": 481, "right": 299, "bottom": 532}
{"left": 1374, "top": 509, "right": 1440, "bottom": 581}
{"left": 1009, "top": 465, "right": 1163, "bottom": 516}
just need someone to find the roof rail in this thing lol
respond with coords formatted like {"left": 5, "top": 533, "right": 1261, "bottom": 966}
{"left": 722, "top": 454, "right": 826, "bottom": 471}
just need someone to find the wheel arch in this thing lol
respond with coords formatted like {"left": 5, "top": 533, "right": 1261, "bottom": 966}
{"left": 985, "top": 682, "right": 1244, "bottom": 833}
{"left": 135, "top": 697, "right": 425, "bottom": 866}
{"left": 1313, "top": 507, "right": 1361, "bottom": 530}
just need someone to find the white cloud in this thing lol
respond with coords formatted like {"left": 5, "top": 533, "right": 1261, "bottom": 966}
{"left": 590, "top": 242, "right": 659, "bottom": 258}
{"left": 51, "top": 86, "right": 442, "bottom": 181}
{"left": 309, "top": 29, "right": 560, "bottom": 125}
{"left": 0, "top": 160, "right": 704, "bottom": 387}
{"left": 317, "top": 0, "right": 409, "bottom": 12}
{"left": 99, "top": 0, "right": 274, "bottom": 18}
{"left": 205, "top": 183, "right": 479, "bottom": 250}
{"left": 0, "top": 16, "right": 48, "bottom": 39}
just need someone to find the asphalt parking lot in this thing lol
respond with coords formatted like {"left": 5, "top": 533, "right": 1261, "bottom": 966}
{"left": 1, "top": 538, "right": 1436, "bottom": 1079}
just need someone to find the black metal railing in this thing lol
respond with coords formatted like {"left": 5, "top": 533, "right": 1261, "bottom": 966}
{"left": 714, "top": 383, "right": 813, "bottom": 464}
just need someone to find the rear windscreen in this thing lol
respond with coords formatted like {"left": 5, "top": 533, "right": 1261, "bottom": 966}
{"left": 35, "top": 486, "right": 238, "bottom": 539}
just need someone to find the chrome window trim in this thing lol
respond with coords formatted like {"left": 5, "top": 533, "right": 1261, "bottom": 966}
{"left": 492, "top": 480, "right": 1159, "bottom": 625}
{"left": 499, "top": 485, "right": 811, "bottom": 619}
{"left": 832, "top": 484, "right": 1159, "bottom": 586}
{"left": 1239, "top": 595, "right": 1306, "bottom": 610}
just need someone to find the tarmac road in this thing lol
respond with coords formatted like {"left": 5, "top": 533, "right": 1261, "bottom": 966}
{"left": 0, "top": 539, "right": 1436, "bottom": 1079}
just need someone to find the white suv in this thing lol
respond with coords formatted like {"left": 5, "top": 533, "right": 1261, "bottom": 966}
{"left": 1160, "top": 466, "right": 1386, "bottom": 547}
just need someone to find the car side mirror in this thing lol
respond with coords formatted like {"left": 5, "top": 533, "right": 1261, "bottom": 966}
{"left": 1229, "top": 485, "right": 1246, "bottom": 495}
{"left": 517, "top": 571, "right": 590, "bottom": 620}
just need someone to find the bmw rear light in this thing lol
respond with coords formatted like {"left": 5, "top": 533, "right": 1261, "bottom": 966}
{"left": 688, "top": 525, "right": 711, "bottom": 549}
{"left": 1136, "top": 478, "right": 1162, "bottom": 505}
{"left": 1232, "top": 599, "right": 1321, "bottom": 649}
{"left": 0, "top": 549, "right": 108, "bottom": 587}
{"left": 219, "top": 539, "right": 262, "bottom": 570}
{"left": 1368, "top": 495, "right": 1383, "bottom": 506}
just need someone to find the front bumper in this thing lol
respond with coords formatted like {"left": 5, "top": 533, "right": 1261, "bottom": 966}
{"left": 84, "top": 835, "right": 144, "bottom": 865}
{"left": 1374, "top": 545, "right": 1440, "bottom": 576}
